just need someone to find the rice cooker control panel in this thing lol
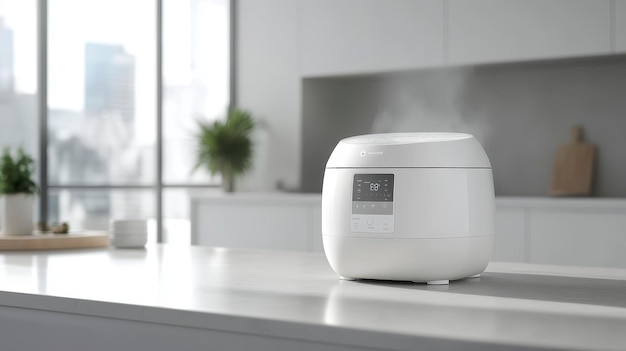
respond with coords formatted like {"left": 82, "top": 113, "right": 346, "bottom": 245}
{"left": 351, "top": 174, "right": 394, "bottom": 233}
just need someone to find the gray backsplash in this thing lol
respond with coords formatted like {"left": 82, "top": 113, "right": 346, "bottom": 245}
{"left": 301, "top": 56, "right": 626, "bottom": 196}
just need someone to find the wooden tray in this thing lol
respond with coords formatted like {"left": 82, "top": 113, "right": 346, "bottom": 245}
{"left": 0, "top": 231, "right": 109, "bottom": 251}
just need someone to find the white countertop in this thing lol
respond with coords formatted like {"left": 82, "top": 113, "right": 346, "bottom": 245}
{"left": 1, "top": 245, "right": 626, "bottom": 351}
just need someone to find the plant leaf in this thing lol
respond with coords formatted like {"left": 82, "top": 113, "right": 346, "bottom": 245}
{"left": 193, "top": 108, "right": 256, "bottom": 180}
{"left": 0, "top": 147, "right": 38, "bottom": 194}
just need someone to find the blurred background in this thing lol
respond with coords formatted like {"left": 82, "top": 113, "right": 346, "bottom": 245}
{"left": 2, "top": 0, "right": 626, "bottom": 268}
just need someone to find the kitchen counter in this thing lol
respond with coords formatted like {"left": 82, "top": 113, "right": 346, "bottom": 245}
{"left": 1, "top": 245, "right": 626, "bottom": 351}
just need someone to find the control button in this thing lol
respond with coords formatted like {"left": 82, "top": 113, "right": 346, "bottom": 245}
{"left": 351, "top": 215, "right": 393, "bottom": 233}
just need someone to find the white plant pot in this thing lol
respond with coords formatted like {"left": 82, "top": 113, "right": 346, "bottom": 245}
{"left": 0, "top": 194, "right": 35, "bottom": 235}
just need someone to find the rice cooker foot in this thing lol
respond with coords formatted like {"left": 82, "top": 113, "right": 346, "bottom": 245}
{"left": 426, "top": 280, "right": 450, "bottom": 285}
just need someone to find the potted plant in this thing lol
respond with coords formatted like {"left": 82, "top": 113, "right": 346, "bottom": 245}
{"left": 0, "top": 147, "right": 38, "bottom": 235}
{"left": 195, "top": 108, "right": 255, "bottom": 192}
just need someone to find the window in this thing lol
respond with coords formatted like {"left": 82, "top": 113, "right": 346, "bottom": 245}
{"left": 1, "top": 0, "right": 231, "bottom": 243}
{"left": 163, "top": 0, "right": 230, "bottom": 185}
{"left": 161, "top": 0, "right": 230, "bottom": 243}
{"left": 48, "top": 0, "right": 157, "bottom": 186}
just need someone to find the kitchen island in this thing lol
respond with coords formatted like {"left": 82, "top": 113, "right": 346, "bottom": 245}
{"left": 0, "top": 245, "right": 625, "bottom": 351}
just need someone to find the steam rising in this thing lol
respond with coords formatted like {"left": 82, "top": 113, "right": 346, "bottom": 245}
{"left": 370, "top": 67, "right": 492, "bottom": 144}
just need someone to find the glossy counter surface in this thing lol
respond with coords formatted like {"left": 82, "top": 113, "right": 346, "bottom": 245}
{"left": 1, "top": 245, "right": 625, "bottom": 350}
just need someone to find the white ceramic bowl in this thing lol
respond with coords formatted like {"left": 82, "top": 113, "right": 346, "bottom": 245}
{"left": 110, "top": 232, "right": 147, "bottom": 239}
{"left": 110, "top": 219, "right": 147, "bottom": 230}
{"left": 110, "top": 228, "right": 148, "bottom": 235}
{"left": 110, "top": 234, "right": 147, "bottom": 248}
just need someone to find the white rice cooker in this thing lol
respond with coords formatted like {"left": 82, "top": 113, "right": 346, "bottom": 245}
{"left": 321, "top": 132, "right": 494, "bottom": 285}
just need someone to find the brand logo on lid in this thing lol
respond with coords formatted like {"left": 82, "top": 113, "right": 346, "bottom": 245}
{"left": 360, "top": 150, "right": 383, "bottom": 157}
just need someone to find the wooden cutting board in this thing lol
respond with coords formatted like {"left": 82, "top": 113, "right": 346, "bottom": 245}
{"left": 549, "top": 126, "right": 596, "bottom": 196}
{"left": 0, "top": 231, "right": 109, "bottom": 251}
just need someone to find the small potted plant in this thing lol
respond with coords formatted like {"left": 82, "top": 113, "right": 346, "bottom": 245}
{"left": 0, "top": 147, "right": 38, "bottom": 235}
{"left": 195, "top": 108, "right": 255, "bottom": 192}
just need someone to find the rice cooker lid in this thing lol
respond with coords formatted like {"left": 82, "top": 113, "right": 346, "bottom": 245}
{"left": 326, "top": 132, "right": 491, "bottom": 169}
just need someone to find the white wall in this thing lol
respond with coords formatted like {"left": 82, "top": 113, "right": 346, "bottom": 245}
{"left": 236, "top": 0, "right": 301, "bottom": 191}
{"left": 235, "top": 1, "right": 626, "bottom": 193}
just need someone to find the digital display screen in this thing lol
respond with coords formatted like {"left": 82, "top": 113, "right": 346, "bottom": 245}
{"left": 352, "top": 174, "right": 394, "bottom": 202}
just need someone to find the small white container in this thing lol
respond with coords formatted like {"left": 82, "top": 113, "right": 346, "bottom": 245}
{"left": 110, "top": 235, "right": 147, "bottom": 248}
{"left": 321, "top": 133, "right": 495, "bottom": 285}
{"left": 109, "top": 219, "right": 148, "bottom": 248}
{"left": 109, "top": 219, "right": 147, "bottom": 231}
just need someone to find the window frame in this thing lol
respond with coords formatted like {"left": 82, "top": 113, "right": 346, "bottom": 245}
{"left": 35, "top": 0, "right": 233, "bottom": 242}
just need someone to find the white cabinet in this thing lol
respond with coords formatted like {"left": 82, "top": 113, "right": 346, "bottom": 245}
{"left": 495, "top": 197, "right": 626, "bottom": 269}
{"left": 300, "top": 0, "right": 444, "bottom": 77}
{"left": 447, "top": 0, "right": 612, "bottom": 64}
{"left": 494, "top": 208, "right": 526, "bottom": 262}
{"left": 299, "top": 0, "right": 618, "bottom": 77}
{"left": 530, "top": 210, "right": 626, "bottom": 268}
{"left": 616, "top": 0, "right": 626, "bottom": 52}
{"left": 191, "top": 195, "right": 626, "bottom": 269}
{"left": 190, "top": 194, "right": 322, "bottom": 252}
